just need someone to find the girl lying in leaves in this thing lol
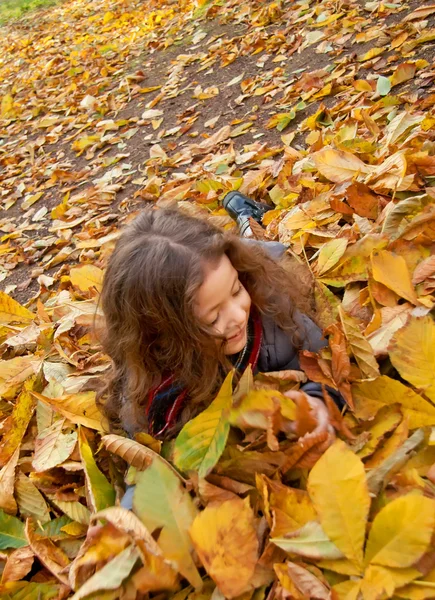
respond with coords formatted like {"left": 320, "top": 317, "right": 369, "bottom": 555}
{"left": 99, "top": 193, "right": 343, "bottom": 505}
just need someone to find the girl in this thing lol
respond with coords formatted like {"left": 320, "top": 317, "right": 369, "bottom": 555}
{"left": 100, "top": 198, "right": 341, "bottom": 443}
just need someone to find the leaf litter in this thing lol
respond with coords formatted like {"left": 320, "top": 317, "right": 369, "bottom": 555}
{"left": 2, "top": 0, "right": 435, "bottom": 597}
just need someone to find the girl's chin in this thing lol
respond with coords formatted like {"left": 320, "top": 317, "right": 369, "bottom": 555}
{"left": 224, "top": 329, "right": 248, "bottom": 355}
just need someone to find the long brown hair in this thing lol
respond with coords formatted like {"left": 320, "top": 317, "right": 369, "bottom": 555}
{"left": 99, "top": 207, "right": 313, "bottom": 435}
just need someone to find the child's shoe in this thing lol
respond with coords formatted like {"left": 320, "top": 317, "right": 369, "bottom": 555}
{"left": 223, "top": 191, "right": 273, "bottom": 237}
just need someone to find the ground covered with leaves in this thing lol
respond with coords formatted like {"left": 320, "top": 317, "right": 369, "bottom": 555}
{"left": 2, "top": 0, "right": 435, "bottom": 598}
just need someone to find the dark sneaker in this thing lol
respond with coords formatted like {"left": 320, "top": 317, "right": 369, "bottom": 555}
{"left": 223, "top": 191, "right": 273, "bottom": 237}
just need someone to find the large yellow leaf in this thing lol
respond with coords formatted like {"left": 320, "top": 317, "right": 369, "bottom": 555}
{"left": 365, "top": 494, "right": 435, "bottom": 568}
{"left": 31, "top": 391, "right": 105, "bottom": 431}
{"left": 70, "top": 265, "right": 104, "bottom": 293}
{"left": 317, "top": 238, "right": 348, "bottom": 275}
{"left": 190, "top": 498, "right": 258, "bottom": 598}
{"left": 352, "top": 375, "right": 435, "bottom": 429}
{"left": 0, "top": 292, "right": 34, "bottom": 324}
{"left": 371, "top": 250, "right": 418, "bottom": 304}
{"left": 0, "top": 381, "right": 36, "bottom": 467}
{"left": 307, "top": 439, "right": 370, "bottom": 572}
{"left": 133, "top": 454, "right": 201, "bottom": 588}
{"left": 389, "top": 316, "right": 435, "bottom": 402}
{"left": 339, "top": 308, "right": 380, "bottom": 379}
{"left": 174, "top": 371, "right": 233, "bottom": 478}
{"left": 313, "top": 147, "right": 372, "bottom": 183}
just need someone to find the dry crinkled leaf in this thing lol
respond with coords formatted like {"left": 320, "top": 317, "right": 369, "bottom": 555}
{"left": 190, "top": 498, "right": 259, "bottom": 598}
{"left": 25, "top": 519, "right": 70, "bottom": 586}
{"left": 102, "top": 434, "right": 153, "bottom": 470}
{"left": 389, "top": 316, "right": 435, "bottom": 402}
{"left": 0, "top": 447, "right": 19, "bottom": 515}
{"left": 339, "top": 308, "right": 380, "bottom": 379}
{"left": 307, "top": 440, "right": 370, "bottom": 573}
{"left": 0, "top": 546, "right": 34, "bottom": 584}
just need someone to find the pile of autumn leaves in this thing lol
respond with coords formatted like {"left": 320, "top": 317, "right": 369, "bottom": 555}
{"left": 3, "top": 103, "right": 435, "bottom": 599}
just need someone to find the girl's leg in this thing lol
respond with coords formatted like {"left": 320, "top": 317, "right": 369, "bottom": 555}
{"left": 223, "top": 191, "right": 273, "bottom": 238}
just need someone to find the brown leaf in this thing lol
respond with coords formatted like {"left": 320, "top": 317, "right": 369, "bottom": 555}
{"left": 25, "top": 519, "right": 70, "bottom": 587}
{"left": 1, "top": 546, "right": 34, "bottom": 584}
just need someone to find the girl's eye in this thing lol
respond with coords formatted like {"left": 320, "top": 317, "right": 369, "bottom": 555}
{"left": 233, "top": 284, "right": 242, "bottom": 296}
{"left": 210, "top": 314, "right": 219, "bottom": 327}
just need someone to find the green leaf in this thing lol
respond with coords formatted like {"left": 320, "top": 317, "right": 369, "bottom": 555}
{"left": 174, "top": 371, "right": 233, "bottom": 478}
{"left": 377, "top": 76, "right": 391, "bottom": 96}
{"left": 133, "top": 453, "right": 202, "bottom": 588}
{"left": 0, "top": 508, "right": 27, "bottom": 549}
{"left": 0, "top": 582, "right": 62, "bottom": 600}
{"left": 79, "top": 427, "right": 115, "bottom": 512}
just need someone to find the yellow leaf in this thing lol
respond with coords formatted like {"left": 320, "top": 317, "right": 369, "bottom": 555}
{"left": 15, "top": 473, "right": 50, "bottom": 524}
{"left": 70, "top": 265, "right": 104, "bottom": 293}
{"left": 307, "top": 439, "right": 370, "bottom": 572}
{"left": 389, "top": 316, "right": 435, "bottom": 402}
{"left": 396, "top": 567, "right": 435, "bottom": 600}
{"left": 365, "top": 494, "right": 435, "bottom": 568}
{"left": 391, "top": 63, "right": 416, "bottom": 87}
{"left": 371, "top": 250, "right": 418, "bottom": 304}
{"left": 317, "top": 238, "right": 348, "bottom": 275}
{"left": 357, "top": 406, "right": 403, "bottom": 460}
{"left": 332, "top": 579, "right": 362, "bottom": 600}
{"left": 190, "top": 498, "right": 258, "bottom": 598}
{"left": 0, "top": 381, "right": 36, "bottom": 467}
{"left": 353, "top": 80, "right": 373, "bottom": 92}
{"left": 339, "top": 308, "right": 380, "bottom": 379}
{"left": 313, "top": 147, "right": 372, "bottom": 183}
{"left": 1, "top": 94, "right": 16, "bottom": 118}
{"left": 265, "top": 478, "right": 317, "bottom": 537}
{"left": 31, "top": 391, "right": 105, "bottom": 431}
{"left": 357, "top": 47, "right": 385, "bottom": 62}
{"left": 0, "top": 292, "right": 34, "bottom": 324}
{"left": 352, "top": 376, "right": 435, "bottom": 429}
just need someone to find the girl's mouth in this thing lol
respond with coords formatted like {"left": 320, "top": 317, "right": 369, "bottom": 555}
{"left": 226, "top": 327, "right": 244, "bottom": 343}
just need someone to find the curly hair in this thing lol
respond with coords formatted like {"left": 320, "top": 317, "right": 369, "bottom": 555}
{"left": 98, "top": 207, "right": 314, "bottom": 436}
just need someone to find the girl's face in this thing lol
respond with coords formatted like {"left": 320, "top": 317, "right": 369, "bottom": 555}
{"left": 195, "top": 255, "right": 252, "bottom": 355}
